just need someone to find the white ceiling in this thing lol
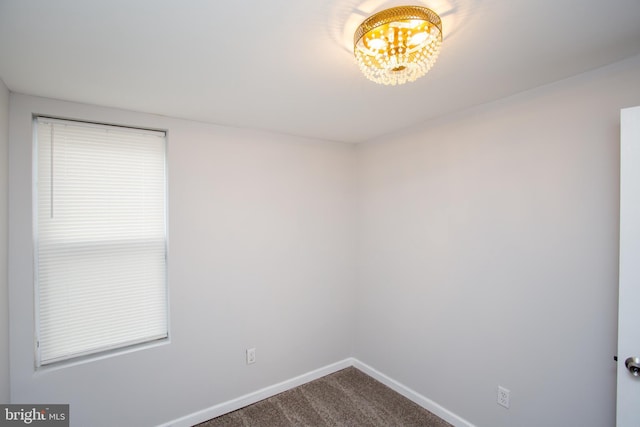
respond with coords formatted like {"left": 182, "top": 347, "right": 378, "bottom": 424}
{"left": 1, "top": 0, "right": 639, "bottom": 143}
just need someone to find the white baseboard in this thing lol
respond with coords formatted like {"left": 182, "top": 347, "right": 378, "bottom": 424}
{"left": 159, "top": 357, "right": 474, "bottom": 427}
{"left": 351, "top": 359, "right": 476, "bottom": 427}
{"left": 159, "top": 358, "right": 352, "bottom": 427}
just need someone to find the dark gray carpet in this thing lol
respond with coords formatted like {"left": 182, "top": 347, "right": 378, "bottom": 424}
{"left": 195, "top": 367, "right": 453, "bottom": 427}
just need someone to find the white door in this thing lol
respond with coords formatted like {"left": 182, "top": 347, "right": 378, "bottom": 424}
{"left": 617, "top": 105, "right": 640, "bottom": 427}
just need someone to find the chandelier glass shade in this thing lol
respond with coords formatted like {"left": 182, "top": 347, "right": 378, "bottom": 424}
{"left": 354, "top": 6, "right": 443, "bottom": 85}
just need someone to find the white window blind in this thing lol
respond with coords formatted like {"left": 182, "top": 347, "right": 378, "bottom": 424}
{"left": 35, "top": 117, "right": 168, "bottom": 366}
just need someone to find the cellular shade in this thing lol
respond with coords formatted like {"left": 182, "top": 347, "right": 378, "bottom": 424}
{"left": 35, "top": 117, "right": 168, "bottom": 366}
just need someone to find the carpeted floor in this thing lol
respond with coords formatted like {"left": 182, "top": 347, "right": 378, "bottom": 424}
{"left": 195, "top": 367, "right": 453, "bottom": 427}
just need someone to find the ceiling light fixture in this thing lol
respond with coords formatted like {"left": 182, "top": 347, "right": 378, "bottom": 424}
{"left": 354, "top": 5, "right": 443, "bottom": 85}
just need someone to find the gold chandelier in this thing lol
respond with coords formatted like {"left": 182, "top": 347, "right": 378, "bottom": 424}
{"left": 354, "top": 5, "right": 443, "bottom": 85}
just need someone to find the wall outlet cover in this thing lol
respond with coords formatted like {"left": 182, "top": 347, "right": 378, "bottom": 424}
{"left": 497, "top": 386, "right": 510, "bottom": 408}
{"left": 246, "top": 348, "right": 256, "bottom": 365}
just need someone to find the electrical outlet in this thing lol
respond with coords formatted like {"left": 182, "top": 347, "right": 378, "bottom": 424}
{"left": 497, "top": 386, "right": 510, "bottom": 408}
{"left": 246, "top": 348, "right": 256, "bottom": 365}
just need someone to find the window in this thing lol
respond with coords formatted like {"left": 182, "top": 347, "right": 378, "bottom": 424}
{"left": 34, "top": 117, "right": 168, "bottom": 366}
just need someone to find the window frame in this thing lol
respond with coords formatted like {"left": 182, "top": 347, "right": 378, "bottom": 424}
{"left": 32, "top": 116, "right": 170, "bottom": 368}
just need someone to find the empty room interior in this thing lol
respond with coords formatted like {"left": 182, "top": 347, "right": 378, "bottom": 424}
{"left": 1, "top": 1, "right": 640, "bottom": 426}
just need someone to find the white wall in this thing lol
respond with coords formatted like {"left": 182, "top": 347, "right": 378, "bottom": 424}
{"left": 8, "top": 94, "right": 357, "bottom": 426}
{"left": 0, "top": 78, "right": 9, "bottom": 404}
{"left": 355, "top": 54, "right": 640, "bottom": 427}
{"left": 8, "top": 55, "right": 640, "bottom": 427}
